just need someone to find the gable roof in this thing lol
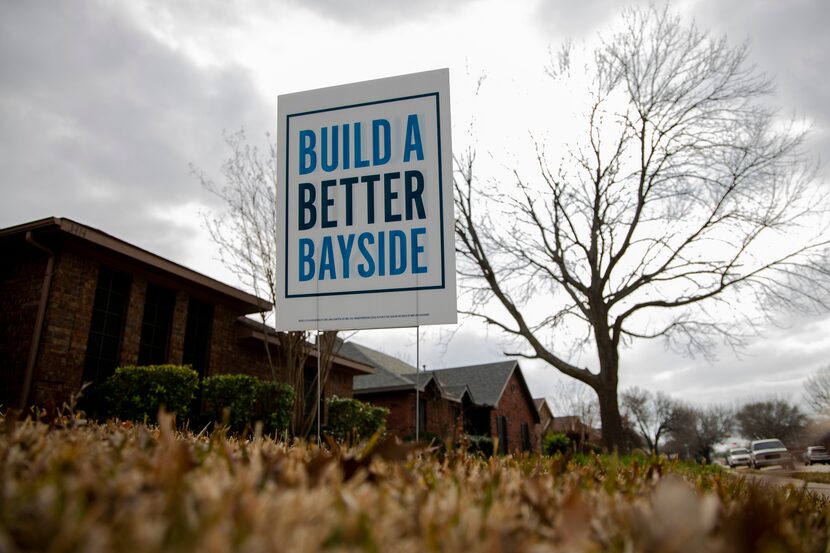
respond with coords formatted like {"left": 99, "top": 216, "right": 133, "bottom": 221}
{"left": 347, "top": 343, "right": 538, "bottom": 417}
{"left": 339, "top": 341, "right": 417, "bottom": 376}
{"left": 534, "top": 398, "right": 553, "bottom": 418}
{"left": 1, "top": 217, "right": 267, "bottom": 313}
{"left": 236, "top": 317, "right": 374, "bottom": 376}
{"left": 353, "top": 366, "right": 414, "bottom": 392}
{"left": 442, "top": 384, "right": 472, "bottom": 402}
{"left": 428, "top": 360, "right": 519, "bottom": 407}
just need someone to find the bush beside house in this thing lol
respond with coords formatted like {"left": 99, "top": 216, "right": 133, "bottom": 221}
{"left": 105, "top": 365, "right": 199, "bottom": 423}
{"left": 542, "top": 432, "right": 572, "bottom": 456}
{"left": 325, "top": 396, "right": 389, "bottom": 443}
{"left": 202, "top": 374, "right": 294, "bottom": 435}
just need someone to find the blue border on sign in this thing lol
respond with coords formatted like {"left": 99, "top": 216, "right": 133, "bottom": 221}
{"left": 284, "top": 92, "right": 446, "bottom": 299}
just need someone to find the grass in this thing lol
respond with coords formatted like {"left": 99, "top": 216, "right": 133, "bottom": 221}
{"left": 788, "top": 472, "right": 830, "bottom": 485}
{"left": 2, "top": 411, "right": 829, "bottom": 552}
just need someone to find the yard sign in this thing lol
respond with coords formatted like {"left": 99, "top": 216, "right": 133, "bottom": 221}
{"left": 276, "top": 69, "right": 456, "bottom": 331}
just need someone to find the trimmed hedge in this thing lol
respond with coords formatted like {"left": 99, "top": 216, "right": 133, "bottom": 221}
{"left": 465, "top": 435, "right": 494, "bottom": 457}
{"left": 105, "top": 365, "right": 198, "bottom": 422}
{"left": 325, "top": 396, "right": 388, "bottom": 443}
{"left": 542, "top": 432, "right": 572, "bottom": 456}
{"left": 201, "top": 374, "right": 294, "bottom": 435}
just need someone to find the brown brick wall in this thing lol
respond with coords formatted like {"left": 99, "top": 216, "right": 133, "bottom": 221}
{"left": 168, "top": 292, "right": 188, "bottom": 365}
{"left": 0, "top": 248, "right": 46, "bottom": 407}
{"left": 358, "top": 390, "right": 413, "bottom": 436}
{"left": 356, "top": 381, "right": 458, "bottom": 440}
{"left": 120, "top": 275, "right": 146, "bottom": 367}
{"left": 205, "top": 311, "right": 273, "bottom": 381}
{"left": 424, "top": 386, "right": 459, "bottom": 439}
{"left": 32, "top": 250, "right": 99, "bottom": 407}
{"left": 491, "top": 371, "right": 539, "bottom": 453}
{"left": 2, "top": 239, "right": 358, "bottom": 411}
{"left": 325, "top": 369, "right": 352, "bottom": 399}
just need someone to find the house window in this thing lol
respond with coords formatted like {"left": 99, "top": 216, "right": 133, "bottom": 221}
{"left": 182, "top": 298, "right": 213, "bottom": 378}
{"left": 497, "top": 415, "right": 509, "bottom": 454}
{"left": 137, "top": 284, "right": 175, "bottom": 365}
{"left": 82, "top": 266, "right": 132, "bottom": 383}
{"left": 418, "top": 397, "right": 427, "bottom": 434}
{"left": 521, "top": 422, "right": 531, "bottom": 452}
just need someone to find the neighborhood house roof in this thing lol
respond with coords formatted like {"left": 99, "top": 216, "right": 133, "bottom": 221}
{"left": 353, "top": 366, "right": 415, "bottom": 392}
{"left": 0, "top": 217, "right": 268, "bottom": 313}
{"left": 237, "top": 318, "right": 374, "bottom": 376}
{"left": 339, "top": 342, "right": 417, "bottom": 376}
{"left": 429, "top": 360, "right": 519, "bottom": 407}
{"left": 350, "top": 346, "right": 537, "bottom": 419}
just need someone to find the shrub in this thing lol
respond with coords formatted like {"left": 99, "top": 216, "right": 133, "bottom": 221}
{"left": 76, "top": 381, "right": 110, "bottom": 421}
{"left": 465, "top": 434, "right": 494, "bottom": 457}
{"left": 201, "top": 374, "right": 294, "bottom": 435}
{"left": 543, "top": 432, "right": 572, "bottom": 456}
{"left": 105, "top": 365, "right": 198, "bottom": 422}
{"left": 325, "top": 396, "right": 388, "bottom": 443}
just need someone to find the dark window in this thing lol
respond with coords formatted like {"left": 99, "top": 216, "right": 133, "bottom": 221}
{"left": 497, "top": 415, "right": 509, "bottom": 454}
{"left": 182, "top": 298, "right": 213, "bottom": 378}
{"left": 83, "top": 266, "right": 132, "bottom": 383}
{"left": 418, "top": 397, "right": 427, "bottom": 434}
{"left": 521, "top": 422, "right": 531, "bottom": 452}
{"left": 137, "top": 284, "right": 175, "bottom": 365}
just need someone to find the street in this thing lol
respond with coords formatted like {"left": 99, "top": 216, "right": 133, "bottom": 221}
{"left": 725, "top": 463, "right": 830, "bottom": 498}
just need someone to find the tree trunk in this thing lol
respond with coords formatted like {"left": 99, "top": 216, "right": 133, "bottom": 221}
{"left": 597, "top": 385, "right": 624, "bottom": 453}
{"left": 592, "top": 308, "right": 625, "bottom": 453}
{"left": 594, "top": 342, "right": 624, "bottom": 453}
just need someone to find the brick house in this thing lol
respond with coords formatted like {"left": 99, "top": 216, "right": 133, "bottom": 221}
{"left": 550, "top": 415, "right": 602, "bottom": 451}
{"left": 0, "top": 217, "right": 372, "bottom": 412}
{"left": 343, "top": 341, "right": 468, "bottom": 440}
{"left": 430, "top": 361, "right": 541, "bottom": 454}
{"left": 535, "top": 398, "right": 554, "bottom": 444}
{"left": 346, "top": 341, "right": 540, "bottom": 453}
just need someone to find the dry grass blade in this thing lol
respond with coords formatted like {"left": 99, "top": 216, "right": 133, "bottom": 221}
{"left": 1, "top": 414, "right": 828, "bottom": 552}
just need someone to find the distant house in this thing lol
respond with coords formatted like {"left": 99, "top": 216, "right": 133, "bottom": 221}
{"left": 534, "top": 398, "right": 554, "bottom": 442}
{"left": 343, "top": 341, "right": 468, "bottom": 441}
{"left": 0, "top": 217, "right": 372, "bottom": 412}
{"left": 549, "top": 415, "right": 602, "bottom": 450}
{"left": 346, "top": 342, "right": 540, "bottom": 453}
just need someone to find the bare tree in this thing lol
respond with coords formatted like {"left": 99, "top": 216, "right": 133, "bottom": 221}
{"left": 547, "top": 377, "right": 599, "bottom": 428}
{"left": 620, "top": 387, "right": 680, "bottom": 455}
{"left": 546, "top": 377, "right": 599, "bottom": 450}
{"left": 803, "top": 365, "right": 830, "bottom": 416}
{"left": 454, "top": 5, "right": 830, "bottom": 451}
{"left": 735, "top": 398, "right": 806, "bottom": 445}
{"left": 666, "top": 403, "right": 733, "bottom": 462}
{"left": 193, "top": 129, "right": 340, "bottom": 437}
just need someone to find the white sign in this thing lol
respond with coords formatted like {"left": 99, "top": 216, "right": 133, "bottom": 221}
{"left": 276, "top": 69, "right": 456, "bottom": 331}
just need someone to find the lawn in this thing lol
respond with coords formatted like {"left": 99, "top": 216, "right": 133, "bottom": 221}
{"left": 2, "top": 412, "right": 828, "bottom": 552}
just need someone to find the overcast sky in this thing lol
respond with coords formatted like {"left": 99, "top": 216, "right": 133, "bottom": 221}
{"left": 2, "top": 0, "right": 828, "bottom": 411}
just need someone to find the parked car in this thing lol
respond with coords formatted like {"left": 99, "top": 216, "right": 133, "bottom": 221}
{"left": 726, "top": 447, "right": 751, "bottom": 468}
{"left": 749, "top": 439, "right": 795, "bottom": 470}
{"left": 803, "top": 445, "right": 830, "bottom": 465}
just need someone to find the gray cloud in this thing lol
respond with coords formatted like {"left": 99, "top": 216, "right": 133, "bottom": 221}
{"left": 534, "top": 0, "right": 651, "bottom": 40}
{"left": 0, "top": 1, "right": 272, "bottom": 263}
{"left": 691, "top": 0, "right": 830, "bottom": 163}
{"left": 534, "top": 0, "right": 830, "bottom": 165}
{"left": 286, "top": 0, "right": 477, "bottom": 27}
